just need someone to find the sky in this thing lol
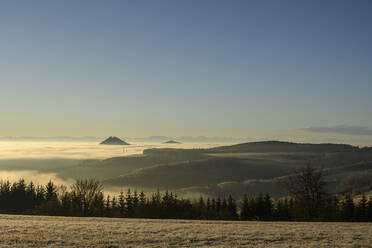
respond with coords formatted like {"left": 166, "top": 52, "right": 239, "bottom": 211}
{"left": 1, "top": 0, "right": 372, "bottom": 144}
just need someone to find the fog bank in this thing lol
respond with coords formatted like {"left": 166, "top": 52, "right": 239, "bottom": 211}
{"left": 0, "top": 141, "right": 225, "bottom": 160}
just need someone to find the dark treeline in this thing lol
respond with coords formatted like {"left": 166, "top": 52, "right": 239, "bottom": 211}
{"left": 1, "top": 178, "right": 372, "bottom": 221}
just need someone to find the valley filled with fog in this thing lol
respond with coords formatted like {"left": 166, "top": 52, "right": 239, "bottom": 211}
{"left": 0, "top": 141, "right": 228, "bottom": 194}
{"left": 0, "top": 141, "right": 223, "bottom": 160}
{"left": 1, "top": 140, "right": 372, "bottom": 200}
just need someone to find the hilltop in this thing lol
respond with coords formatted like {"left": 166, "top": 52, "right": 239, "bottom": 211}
{"left": 163, "top": 140, "right": 181, "bottom": 144}
{"left": 100, "top": 136, "right": 130, "bottom": 145}
{"left": 207, "top": 141, "right": 358, "bottom": 153}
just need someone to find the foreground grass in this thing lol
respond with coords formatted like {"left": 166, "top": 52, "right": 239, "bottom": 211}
{"left": 0, "top": 214, "right": 371, "bottom": 247}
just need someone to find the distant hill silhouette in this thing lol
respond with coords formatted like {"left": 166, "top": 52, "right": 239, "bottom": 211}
{"left": 207, "top": 141, "right": 358, "bottom": 153}
{"left": 164, "top": 140, "right": 181, "bottom": 144}
{"left": 100, "top": 136, "right": 130, "bottom": 145}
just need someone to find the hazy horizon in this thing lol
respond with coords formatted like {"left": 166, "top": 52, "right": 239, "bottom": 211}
{"left": 0, "top": 135, "right": 371, "bottom": 147}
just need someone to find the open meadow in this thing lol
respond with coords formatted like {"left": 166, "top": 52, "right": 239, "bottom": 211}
{"left": 0, "top": 214, "right": 371, "bottom": 247}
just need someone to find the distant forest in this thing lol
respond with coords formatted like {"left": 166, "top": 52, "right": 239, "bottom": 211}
{"left": 1, "top": 167, "right": 372, "bottom": 222}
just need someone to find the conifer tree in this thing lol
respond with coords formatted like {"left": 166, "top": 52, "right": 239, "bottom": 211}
{"left": 0, "top": 180, "right": 11, "bottom": 211}
{"left": 111, "top": 196, "right": 117, "bottom": 209}
{"left": 262, "top": 193, "right": 274, "bottom": 220}
{"left": 118, "top": 191, "right": 125, "bottom": 216}
{"left": 356, "top": 194, "right": 367, "bottom": 221}
{"left": 126, "top": 189, "right": 133, "bottom": 217}
{"left": 138, "top": 191, "right": 146, "bottom": 218}
{"left": 367, "top": 197, "right": 372, "bottom": 221}
{"left": 341, "top": 194, "right": 355, "bottom": 221}
{"left": 35, "top": 185, "right": 45, "bottom": 205}
{"left": 227, "top": 195, "right": 238, "bottom": 220}
{"left": 240, "top": 194, "right": 250, "bottom": 220}
{"left": 133, "top": 190, "right": 139, "bottom": 209}
{"left": 45, "top": 180, "right": 57, "bottom": 202}
{"left": 59, "top": 188, "right": 71, "bottom": 216}
{"left": 216, "top": 196, "right": 221, "bottom": 219}
{"left": 198, "top": 196, "right": 206, "bottom": 219}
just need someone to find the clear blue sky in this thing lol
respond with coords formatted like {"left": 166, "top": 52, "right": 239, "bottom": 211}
{"left": 1, "top": 1, "right": 371, "bottom": 144}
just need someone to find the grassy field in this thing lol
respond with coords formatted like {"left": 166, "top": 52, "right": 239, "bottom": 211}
{"left": 1, "top": 214, "right": 371, "bottom": 247}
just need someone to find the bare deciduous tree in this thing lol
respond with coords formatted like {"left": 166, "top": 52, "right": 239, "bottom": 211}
{"left": 285, "top": 165, "right": 327, "bottom": 221}
{"left": 70, "top": 179, "right": 103, "bottom": 216}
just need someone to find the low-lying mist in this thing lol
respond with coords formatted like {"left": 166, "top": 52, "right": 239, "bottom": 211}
{"left": 0, "top": 170, "right": 75, "bottom": 186}
{"left": 0, "top": 141, "right": 223, "bottom": 160}
{"left": 0, "top": 170, "right": 207, "bottom": 199}
{"left": 0, "top": 141, "right": 228, "bottom": 198}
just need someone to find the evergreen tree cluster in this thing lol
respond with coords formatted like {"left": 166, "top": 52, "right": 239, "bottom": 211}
{"left": 1, "top": 178, "right": 372, "bottom": 221}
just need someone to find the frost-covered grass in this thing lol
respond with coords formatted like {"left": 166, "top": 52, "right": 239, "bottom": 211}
{"left": 0, "top": 214, "right": 371, "bottom": 247}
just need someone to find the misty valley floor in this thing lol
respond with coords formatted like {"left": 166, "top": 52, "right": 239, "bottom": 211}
{"left": 1, "top": 215, "right": 372, "bottom": 247}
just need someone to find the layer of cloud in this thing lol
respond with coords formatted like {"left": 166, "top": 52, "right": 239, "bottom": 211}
{"left": 304, "top": 125, "right": 372, "bottom": 136}
{"left": 0, "top": 170, "right": 75, "bottom": 186}
{"left": 0, "top": 141, "right": 225, "bottom": 160}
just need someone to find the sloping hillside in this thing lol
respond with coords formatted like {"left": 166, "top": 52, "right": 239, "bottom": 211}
{"left": 54, "top": 141, "right": 372, "bottom": 197}
{"left": 207, "top": 141, "right": 358, "bottom": 153}
{"left": 104, "top": 157, "right": 299, "bottom": 189}
{"left": 56, "top": 149, "right": 207, "bottom": 180}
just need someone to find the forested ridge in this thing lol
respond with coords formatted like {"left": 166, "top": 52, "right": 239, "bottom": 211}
{"left": 1, "top": 174, "right": 372, "bottom": 222}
